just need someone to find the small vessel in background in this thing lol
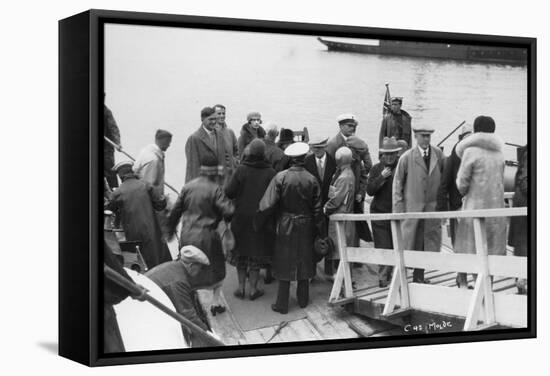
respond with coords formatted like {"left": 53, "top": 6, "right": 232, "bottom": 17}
{"left": 317, "top": 37, "right": 527, "bottom": 66}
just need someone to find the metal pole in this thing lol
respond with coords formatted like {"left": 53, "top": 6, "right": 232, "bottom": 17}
{"left": 437, "top": 120, "right": 466, "bottom": 148}
{"left": 104, "top": 265, "right": 225, "bottom": 347}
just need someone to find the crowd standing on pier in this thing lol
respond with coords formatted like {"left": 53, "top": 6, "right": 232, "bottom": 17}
{"left": 103, "top": 93, "right": 528, "bottom": 351}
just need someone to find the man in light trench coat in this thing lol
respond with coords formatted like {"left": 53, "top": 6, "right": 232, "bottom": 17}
{"left": 392, "top": 125, "right": 444, "bottom": 283}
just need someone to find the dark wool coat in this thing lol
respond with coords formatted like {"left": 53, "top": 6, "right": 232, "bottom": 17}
{"left": 107, "top": 175, "right": 172, "bottom": 269}
{"left": 256, "top": 165, "right": 323, "bottom": 281}
{"left": 436, "top": 143, "right": 464, "bottom": 212}
{"left": 146, "top": 261, "right": 209, "bottom": 346}
{"left": 367, "top": 162, "right": 397, "bottom": 250}
{"left": 265, "top": 139, "right": 285, "bottom": 170}
{"left": 304, "top": 152, "right": 337, "bottom": 206}
{"left": 237, "top": 123, "right": 266, "bottom": 158}
{"left": 379, "top": 110, "right": 412, "bottom": 149}
{"left": 185, "top": 126, "right": 226, "bottom": 183}
{"left": 104, "top": 105, "right": 121, "bottom": 188}
{"left": 454, "top": 133, "right": 506, "bottom": 256}
{"left": 508, "top": 146, "right": 528, "bottom": 256}
{"left": 168, "top": 176, "right": 234, "bottom": 288}
{"left": 224, "top": 157, "right": 277, "bottom": 264}
{"left": 393, "top": 145, "right": 444, "bottom": 253}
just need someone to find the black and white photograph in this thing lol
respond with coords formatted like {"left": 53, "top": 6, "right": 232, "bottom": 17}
{"left": 99, "top": 17, "right": 531, "bottom": 355}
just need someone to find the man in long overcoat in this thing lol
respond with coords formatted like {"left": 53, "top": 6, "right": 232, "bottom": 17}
{"left": 185, "top": 107, "right": 226, "bottom": 183}
{"left": 264, "top": 123, "right": 285, "bottom": 169}
{"left": 213, "top": 104, "right": 238, "bottom": 185}
{"left": 393, "top": 126, "right": 444, "bottom": 283}
{"left": 379, "top": 96, "right": 412, "bottom": 150}
{"left": 107, "top": 161, "right": 172, "bottom": 270}
{"left": 146, "top": 246, "right": 212, "bottom": 347}
{"left": 454, "top": 116, "right": 507, "bottom": 288}
{"left": 167, "top": 154, "right": 234, "bottom": 315}
{"left": 367, "top": 137, "right": 402, "bottom": 287}
{"left": 256, "top": 142, "right": 323, "bottom": 314}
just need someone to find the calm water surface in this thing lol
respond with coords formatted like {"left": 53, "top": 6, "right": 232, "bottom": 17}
{"left": 105, "top": 24, "right": 527, "bottom": 192}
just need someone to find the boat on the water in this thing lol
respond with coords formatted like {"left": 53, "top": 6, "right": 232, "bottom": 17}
{"left": 317, "top": 37, "right": 527, "bottom": 66}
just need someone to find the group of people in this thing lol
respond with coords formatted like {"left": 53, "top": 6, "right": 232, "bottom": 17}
{"left": 102, "top": 94, "right": 528, "bottom": 351}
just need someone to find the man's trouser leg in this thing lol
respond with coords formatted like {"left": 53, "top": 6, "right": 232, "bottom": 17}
{"left": 297, "top": 280, "right": 309, "bottom": 308}
{"left": 275, "top": 280, "right": 290, "bottom": 312}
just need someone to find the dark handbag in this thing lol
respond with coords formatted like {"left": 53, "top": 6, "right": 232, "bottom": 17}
{"left": 314, "top": 236, "right": 335, "bottom": 262}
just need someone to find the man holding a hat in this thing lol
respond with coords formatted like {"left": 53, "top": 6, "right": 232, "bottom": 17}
{"left": 256, "top": 142, "right": 324, "bottom": 314}
{"left": 106, "top": 160, "right": 172, "bottom": 269}
{"left": 146, "top": 245, "right": 212, "bottom": 347}
{"left": 367, "top": 137, "right": 402, "bottom": 287}
{"left": 393, "top": 125, "right": 444, "bottom": 283}
{"left": 238, "top": 111, "right": 266, "bottom": 159}
{"left": 185, "top": 107, "right": 226, "bottom": 183}
{"left": 168, "top": 154, "right": 235, "bottom": 315}
{"left": 379, "top": 97, "right": 412, "bottom": 150}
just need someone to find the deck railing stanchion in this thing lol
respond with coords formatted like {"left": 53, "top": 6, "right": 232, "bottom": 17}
{"left": 383, "top": 219, "right": 410, "bottom": 316}
{"left": 336, "top": 221, "right": 354, "bottom": 298}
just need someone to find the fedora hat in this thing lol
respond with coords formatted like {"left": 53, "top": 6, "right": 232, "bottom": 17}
{"left": 379, "top": 137, "right": 402, "bottom": 153}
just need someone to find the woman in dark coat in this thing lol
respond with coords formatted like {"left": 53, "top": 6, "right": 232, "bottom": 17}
{"left": 508, "top": 145, "right": 528, "bottom": 294}
{"left": 366, "top": 137, "right": 401, "bottom": 287}
{"left": 167, "top": 155, "right": 234, "bottom": 315}
{"left": 256, "top": 142, "right": 323, "bottom": 314}
{"left": 225, "top": 139, "right": 276, "bottom": 300}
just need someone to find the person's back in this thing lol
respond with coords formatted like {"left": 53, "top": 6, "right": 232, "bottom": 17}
{"left": 276, "top": 167, "right": 319, "bottom": 215}
{"left": 114, "top": 178, "right": 158, "bottom": 229}
{"left": 177, "top": 176, "right": 225, "bottom": 231}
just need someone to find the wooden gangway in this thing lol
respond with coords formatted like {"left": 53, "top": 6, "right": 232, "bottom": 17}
{"left": 328, "top": 207, "right": 528, "bottom": 331}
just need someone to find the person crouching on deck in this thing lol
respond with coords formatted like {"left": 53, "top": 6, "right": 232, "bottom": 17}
{"left": 146, "top": 246, "right": 213, "bottom": 347}
{"left": 324, "top": 146, "right": 356, "bottom": 278}
{"left": 167, "top": 154, "right": 234, "bottom": 316}
{"left": 366, "top": 137, "right": 402, "bottom": 287}
{"left": 454, "top": 116, "right": 506, "bottom": 289}
{"left": 225, "top": 139, "right": 277, "bottom": 301}
{"left": 106, "top": 161, "right": 172, "bottom": 269}
{"left": 256, "top": 142, "right": 323, "bottom": 314}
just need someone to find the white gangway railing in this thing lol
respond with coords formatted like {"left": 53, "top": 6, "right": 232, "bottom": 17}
{"left": 328, "top": 207, "right": 528, "bottom": 331}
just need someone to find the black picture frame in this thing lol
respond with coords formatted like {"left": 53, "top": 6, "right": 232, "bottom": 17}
{"left": 59, "top": 9, "right": 537, "bottom": 367}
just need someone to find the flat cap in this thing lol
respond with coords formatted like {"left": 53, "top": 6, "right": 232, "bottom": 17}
{"left": 308, "top": 136, "right": 328, "bottom": 147}
{"left": 391, "top": 96, "right": 403, "bottom": 104}
{"left": 180, "top": 245, "right": 210, "bottom": 265}
{"left": 284, "top": 142, "right": 309, "bottom": 157}
{"left": 413, "top": 125, "right": 435, "bottom": 134}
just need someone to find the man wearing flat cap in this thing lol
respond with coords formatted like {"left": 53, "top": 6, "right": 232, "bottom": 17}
{"left": 185, "top": 107, "right": 226, "bottom": 183}
{"left": 393, "top": 125, "right": 444, "bottom": 283}
{"left": 146, "top": 245, "right": 213, "bottom": 347}
{"left": 106, "top": 161, "right": 172, "bottom": 269}
{"left": 256, "top": 142, "right": 324, "bottom": 314}
{"left": 379, "top": 97, "right": 412, "bottom": 151}
{"left": 237, "top": 111, "right": 266, "bottom": 159}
